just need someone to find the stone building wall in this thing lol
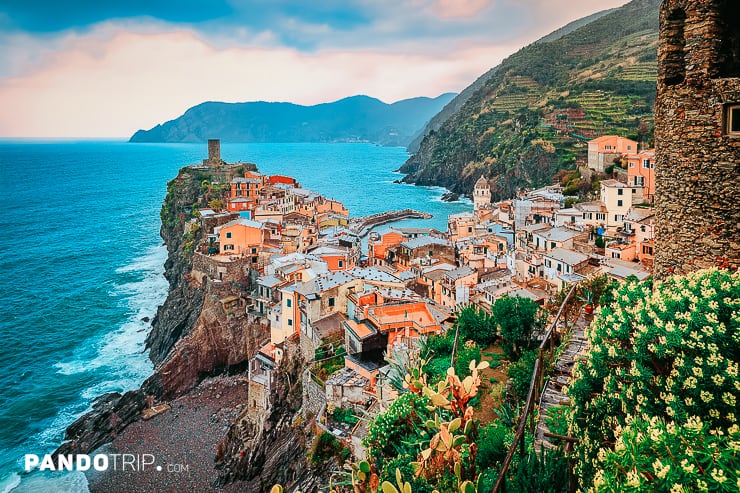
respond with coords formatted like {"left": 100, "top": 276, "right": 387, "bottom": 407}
{"left": 192, "top": 252, "right": 252, "bottom": 285}
{"left": 301, "top": 368, "right": 326, "bottom": 419}
{"left": 654, "top": 0, "right": 740, "bottom": 278}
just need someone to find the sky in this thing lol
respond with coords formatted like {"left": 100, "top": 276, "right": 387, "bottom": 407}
{"left": 0, "top": 0, "right": 628, "bottom": 138}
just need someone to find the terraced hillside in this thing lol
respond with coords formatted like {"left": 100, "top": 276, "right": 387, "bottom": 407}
{"left": 401, "top": 0, "right": 659, "bottom": 201}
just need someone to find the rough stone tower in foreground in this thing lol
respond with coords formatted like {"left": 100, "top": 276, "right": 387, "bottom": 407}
{"left": 654, "top": 0, "right": 740, "bottom": 278}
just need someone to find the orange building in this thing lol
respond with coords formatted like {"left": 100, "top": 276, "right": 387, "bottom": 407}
{"left": 230, "top": 177, "right": 263, "bottom": 201}
{"left": 308, "top": 245, "right": 354, "bottom": 271}
{"left": 316, "top": 199, "right": 349, "bottom": 217}
{"left": 626, "top": 149, "right": 655, "bottom": 203}
{"left": 587, "top": 135, "right": 638, "bottom": 172}
{"left": 267, "top": 175, "right": 297, "bottom": 186}
{"left": 216, "top": 218, "right": 265, "bottom": 255}
{"left": 345, "top": 300, "right": 447, "bottom": 356}
{"left": 367, "top": 231, "right": 405, "bottom": 267}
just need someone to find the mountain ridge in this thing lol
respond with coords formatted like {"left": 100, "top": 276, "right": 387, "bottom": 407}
{"left": 130, "top": 93, "right": 456, "bottom": 146}
{"left": 401, "top": 0, "right": 660, "bottom": 201}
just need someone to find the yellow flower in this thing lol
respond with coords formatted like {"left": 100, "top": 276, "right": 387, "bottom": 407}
{"left": 653, "top": 458, "right": 670, "bottom": 479}
{"left": 710, "top": 468, "right": 727, "bottom": 484}
{"left": 680, "top": 459, "right": 695, "bottom": 473}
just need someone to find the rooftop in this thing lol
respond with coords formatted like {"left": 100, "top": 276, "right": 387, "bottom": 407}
{"left": 445, "top": 265, "right": 476, "bottom": 281}
{"left": 401, "top": 236, "right": 451, "bottom": 250}
{"left": 544, "top": 247, "right": 589, "bottom": 265}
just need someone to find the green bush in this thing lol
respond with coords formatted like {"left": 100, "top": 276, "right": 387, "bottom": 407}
{"left": 310, "top": 431, "right": 345, "bottom": 465}
{"left": 568, "top": 268, "right": 740, "bottom": 490}
{"left": 590, "top": 416, "right": 740, "bottom": 492}
{"left": 476, "top": 422, "right": 510, "bottom": 469}
{"left": 455, "top": 305, "right": 497, "bottom": 346}
{"left": 507, "top": 349, "right": 538, "bottom": 402}
{"left": 455, "top": 344, "right": 482, "bottom": 378}
{"left": 493, "top": 296, "right": 543, "bottom": 359}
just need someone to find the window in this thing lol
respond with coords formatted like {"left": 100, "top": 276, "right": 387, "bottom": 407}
{"left": 629, "top": 162, "right": 635, "bottom": 168}
{"left": 618, "top": 189, "right": 623, "bottom": 196}
{"left": 338, "top": 260, "right": 344, "bottom": 268}
{"left": 641, "top": 225, "right": 646, "bottom": 232}
{"left": 634, "top": 176, "right": 644, "bottom": 186}
{"left": 617, "top": 200, "right": 623, "bottom": 207}
{"left": 663, "top": 9, "right": 686, "bottom": 86}
{"left": 328, "top": 297, "right": 335, "bottom": 307}
{"left": 551, "top": 242, "right": 556, "bottom": 249}
{"left": 286, "top": 298, "right": 291, "bottom": 307}
{"left": 557, "top": 264, "right": 561, "bottom": 272}
{"left": 226, "top": 232, "right": 232, "bottom": 238}
{"left": 468, "top": 227, "right": 473, "bottom": 233}
{"left": 632, "top": 188, "right": 636, "bottom": 194}
{"left": 627, "top": 145, "right": 632, "bottom": 150}
{"left": 727, "top": 105, "right": 740, "bottom": 135}
{"left": 251, "top": 247, "right": 257, "bottom": 254}
{"left": 597, "top": 213, "right": 605, "bottom": 221}
{"left": 718, "top": 2, "right": 740, "bottom": 77}
{"left": 288, "top": 319, "right": 293, "bottom": 326}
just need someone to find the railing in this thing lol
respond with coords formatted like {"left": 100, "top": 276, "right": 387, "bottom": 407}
{"left": 492, "top": 283, "right": 579, "bottom": 493}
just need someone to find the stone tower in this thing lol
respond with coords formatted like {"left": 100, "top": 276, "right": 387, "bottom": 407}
{"left": 473, "top": 175, "right": 491, "bottom": 212}
{"left": 654, "top": 0, "right": 740, "bottom": 278}
{"left": 207, "top": 139, "right": 221, "bottom": 164}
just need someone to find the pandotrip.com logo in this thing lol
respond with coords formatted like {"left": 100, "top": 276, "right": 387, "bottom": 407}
{"left": 24, "top": 454, "right": 189, "bottom": 473}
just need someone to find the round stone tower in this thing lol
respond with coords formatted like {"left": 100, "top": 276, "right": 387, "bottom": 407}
{"left": 473, "top": 175, "right": 491, "bottom": 212}
{"left": 654, "top": 0, "right": 740, "bottom": 278}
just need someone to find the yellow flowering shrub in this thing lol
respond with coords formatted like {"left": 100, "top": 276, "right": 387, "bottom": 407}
{"left": 568, "top": 268, "right": 740, "bottom": 490}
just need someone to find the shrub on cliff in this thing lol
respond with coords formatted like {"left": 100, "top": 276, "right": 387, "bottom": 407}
{"left": 568, "top": 268, "right": 740, "bottom": 490}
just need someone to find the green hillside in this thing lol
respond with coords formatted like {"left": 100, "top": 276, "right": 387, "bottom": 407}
{"left": 400, "top": 0, "right": 659, "bottom": 200}
{"left": 130, "top": 93, "right": 456, "bottom": 147}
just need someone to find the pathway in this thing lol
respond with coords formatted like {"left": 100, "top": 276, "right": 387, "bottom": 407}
{"left": 534, "top": 311, "right": 591, "bottom": 450}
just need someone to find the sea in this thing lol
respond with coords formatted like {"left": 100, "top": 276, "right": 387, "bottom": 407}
{"left": 0, "top": 141, "right": 471, "bottom": 492}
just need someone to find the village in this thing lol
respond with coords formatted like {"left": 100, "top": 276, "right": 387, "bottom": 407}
{"left": 185, "top": 135, "right": 655, "bottom": 458}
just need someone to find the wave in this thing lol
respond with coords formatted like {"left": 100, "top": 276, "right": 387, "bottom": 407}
{"left": 0, "top": 473, "right": 20, "bottom": 493}
{"left": 6, "top": 471, "right": 88, "bottom": 493}
{"left": 53, "top": 244, "right": 167, "bottom": 381}
{"left": 10, "top": 244, "right": 169, "bottom": 492}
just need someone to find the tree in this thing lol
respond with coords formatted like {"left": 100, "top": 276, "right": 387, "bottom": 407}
{"left": 208, "top": 198, "right": 223, "bottom": 211}
{"left": 454, "top": 305, "right": 496, "bottom": 346}
{"left": 492, "top": 296, "right": 542, "bottom": 359}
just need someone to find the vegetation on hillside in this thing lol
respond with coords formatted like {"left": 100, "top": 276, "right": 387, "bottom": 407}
{"left": 271, "top": 268, "right": 739, "bottom": 493}
{"left": 401, "top": 0, "right": 660, "bottom": 200}
{"left": 568, "top": 268, "right": 740, "bottom": 491}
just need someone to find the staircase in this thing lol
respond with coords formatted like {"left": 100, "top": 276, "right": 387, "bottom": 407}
{"left": 535, "top": 312, "right": 591, "bottom": 450}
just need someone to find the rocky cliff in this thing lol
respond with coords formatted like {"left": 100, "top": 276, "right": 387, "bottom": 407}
{"left": 55, "top": 167, "right": 262, "bottom": 453}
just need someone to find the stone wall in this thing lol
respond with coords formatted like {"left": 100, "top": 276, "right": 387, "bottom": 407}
{"left": 192, "top": 252, "right": 252, "bottom": 285}
{"left": 301, "top": 369, "right": 326, "bottom": 420}
{"left": 654, "top": 0, "right": 740, "bottom": 278}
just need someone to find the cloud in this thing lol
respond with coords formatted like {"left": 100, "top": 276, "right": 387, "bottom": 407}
{"left": 0, "top": 27, "right": 517, "bottom": 137}
{"left": 0, "top": 0, "right": 632, "bottom": 137}
{"left": 431, "top": 0, "right": 493, "bottom": 19}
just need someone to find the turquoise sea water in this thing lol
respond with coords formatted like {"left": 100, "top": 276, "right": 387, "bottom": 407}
{"left": 0, "top": 141, "right": 470, "bottom": 492}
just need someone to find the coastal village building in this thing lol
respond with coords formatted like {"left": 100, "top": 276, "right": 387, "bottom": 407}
{"left": 473, "top": 176, "right": 492, "bottom": 212}
{"left": 626, "top": 149, "right": 656, "bottom": 203}
{"left": 599, "top": 179, "right": 641, "bottom": 228}
{"left": 587, "top": 135, "right": 637, "bottom": 172}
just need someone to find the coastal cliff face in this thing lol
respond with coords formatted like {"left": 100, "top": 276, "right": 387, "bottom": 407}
{"left": 146, "top": 169, "right": 207, "bottom": 366}
{"left": 215, "top": 355, "right": 332, "bottom": 492}
{"left": 56, "top": 167, "right": 264, "bottom": 454}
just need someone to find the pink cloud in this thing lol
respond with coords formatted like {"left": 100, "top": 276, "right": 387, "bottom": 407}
{"left": 432, "top": 0, "right": 492, "bottom": 19}
{"left": 0, "top": 28, "right": 516, "bottom": 137}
